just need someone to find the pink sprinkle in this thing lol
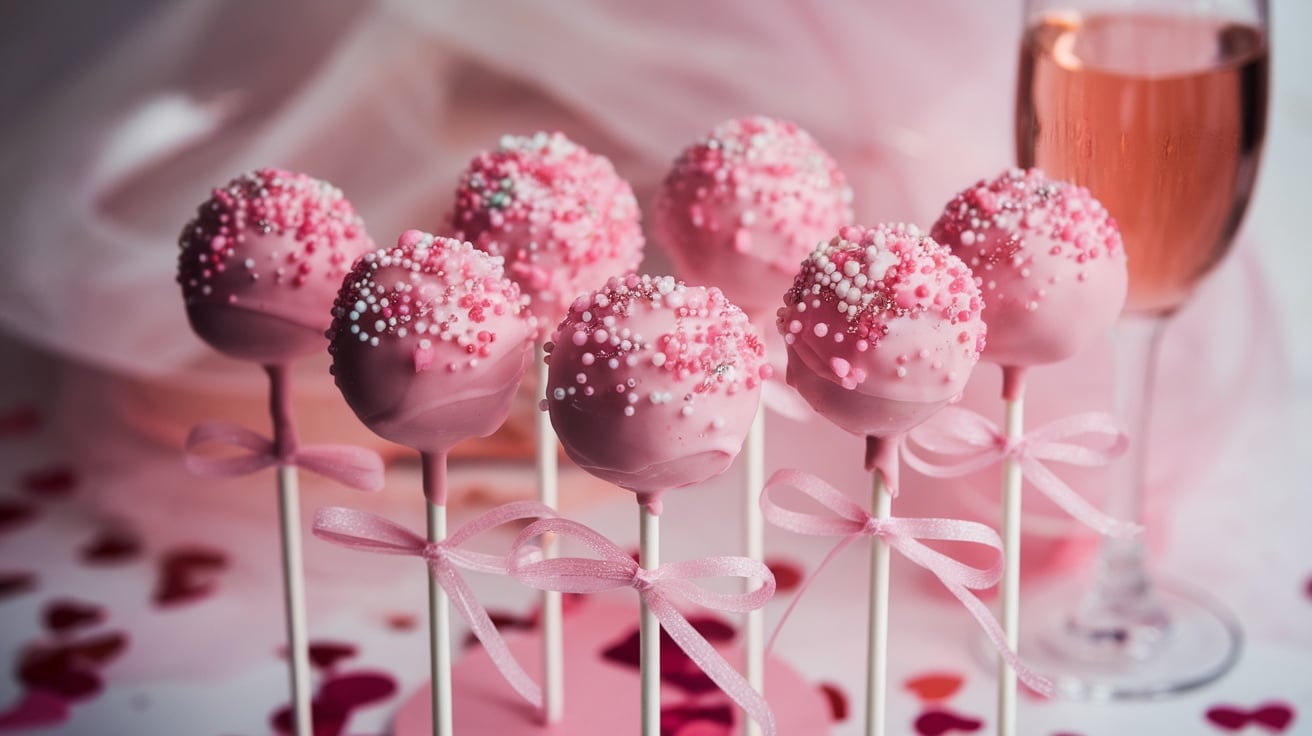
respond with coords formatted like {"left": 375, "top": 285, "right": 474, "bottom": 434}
{"left": 830, "top": 357, "right": 851, "bottom": 378}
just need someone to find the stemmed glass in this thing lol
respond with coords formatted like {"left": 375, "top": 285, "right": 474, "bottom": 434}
{"left": 1012, "top": 0, "right": 1270, "bottom": 698}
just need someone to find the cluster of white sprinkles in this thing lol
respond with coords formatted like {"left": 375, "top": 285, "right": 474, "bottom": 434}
{"left": 779, "top": 223, "right": 986, "bottom": 388}
{"left": 544, "top": 274, "right": 770, "bottom": 421}
{"left": 327, "top": 231, "right": 532, "bottom": 373}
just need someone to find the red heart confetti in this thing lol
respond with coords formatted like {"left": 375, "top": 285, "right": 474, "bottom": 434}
{"left": 0, "top": 571, "right": 36, "bottom": 599}
{"left": 0, "top": 690, "right": 69, "bottom": 729}
{"left": 307, "top": 641, "right": 359, "bottom": 671}
{"left": 44, "top": 600, "right": 106, "bottom": 635}
{"left": 915, "top": 708, "right": 984, "bottom": 736}
{"left": 0, "top": 501, "right": 36, "bottom": 532}
{"left": 21, "top": 466, "right": 78, "bottom": 499}
{"left": 271, "top": 671, "right": 398, "bottom": 736}
{"left": 905, "top": 672, "right": 965, "bottom": 702}
{"left": 602, "top": 618, "right": 737, "bottom": 694}
{"left": 80, "top": 527, "right": 143, "bottom": 565}
{"left": 764, "top": 557, "right": 803, "bottom": 592}
{"left": 661, "top": 703, "right": 733, "bottom": 736}
{"left": 385, "top": 611, "right": 417, "bottom": 631}
{"left": 1206, "top": 702, "right": 1295, "bottom": 732}
{"left": 153, "top": 546, "right": 228, "bottom": 606}
{"left": 819, "top": 682, "right": 849, "bottom": 722}
{"left": 0, "top": 406, "right": 39, "bottom": 438}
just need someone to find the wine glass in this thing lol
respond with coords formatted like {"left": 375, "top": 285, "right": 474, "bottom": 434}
{"left": 1012, "top": 0, "right": 1269, "bottom": 698}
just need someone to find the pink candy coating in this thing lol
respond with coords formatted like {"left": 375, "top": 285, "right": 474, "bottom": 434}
{"left": 178, "top": 169, "right": 375, "bottom": 364}
{"left": 544, "top": 275, "right": 769, "bottom": 503}
{"left": 930, "top": 168, "right": 1127, "bottom": 368}
{"left": 327, "top": 231, "right": 536, "bottom": 454}
{"left": 778, "top": 224, "right": 986, "bottom": 437}
{"left": 450, "top": 132, "right": 645, "bottom": 322}
{"left": 654, "top": 116, "right": 854, "bottom": 318}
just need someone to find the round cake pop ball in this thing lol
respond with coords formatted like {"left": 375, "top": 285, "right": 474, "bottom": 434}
{"left": 178, "top": 168, "right": 375, "bottom": 364}
{"left": 327, "top": 231, "right": 536, "bottom": 454}
{"left": 778, "top": 224, "right": 986, "bottom": 438}
{"left": 930, "top": 168, "right": 1127, "bottom": 368}
{"left": 654, "top": 116, "right": 854, "bottom": 318}
{"left": 544, "top": 275, "right": 769, "bottom": 507}
{"left": 450, "top": 132, "right": 645, "bottom": 322}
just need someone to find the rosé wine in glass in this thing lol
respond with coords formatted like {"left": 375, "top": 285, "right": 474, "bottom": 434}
{"left": 1017, "top": 11, "right": 1269, "bottom": 315}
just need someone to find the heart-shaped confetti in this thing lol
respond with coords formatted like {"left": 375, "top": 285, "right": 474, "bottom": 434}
{"left": 154, "top": 546, "right": 228, "bottom": 606}
{"left": 765, "top": 558, "right": 803, "bottom": 592}
{"left": 905, "top": 672, "right": 965, "bottom": 702}
{"left": 0, "top": 690, "right": 69, "bottom": 729}
{"left": 44, "top": 600, "right": 106, "bottom": 635}
{"left": 307, "top": 642, "right": 358, "bottom": 671}
{"left": 0, "top": 571, "right": 36, "bottom": 599}
{"left": 21, "top": 466, "right": 78, "bottom": 499}
{"left": 915, "top": 708, "right": 984, "bottom": 736}
{"left": 819, "top": 682, "right": 849, "bottom": 722}
{"left": 1206, "top": 702, "right": 1295, "bottom": 732}
{"left": 80, "top": 528, "right": 143, "bottom": 565}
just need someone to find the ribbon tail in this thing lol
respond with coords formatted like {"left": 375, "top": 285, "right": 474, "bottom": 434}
{"left": 648, "top": 595, "right": 777, "bottom": 736}
{"left": 434, "top": 563, "right": 543, "bottom": 708}
{"left": 1023, "top": 460, "right": 1142, "bottom": 538}
{"left": 766, "top": 533, "right": 860, "bottom": 655}
{"left": 935, "top": 572, "right": 1055, "bottom": 698}
{"left": 183, "top": 422, "right": 279, "bottom": 478}
{"left": 293, "top": 445, "right": 387, "bottom": 492}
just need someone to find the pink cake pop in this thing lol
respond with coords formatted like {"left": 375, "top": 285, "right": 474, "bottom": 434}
{"left": 327, "top": 231, "right": 536, "bottom": 467}
{"left": 543, "top": 275, "right": 769, "bottom": 510}
{"left": 178, "top": 168, "right": 375, "bottom": 363}
{"left": 930, "top": 168, "right": 1127, "bottom": 373}
{"left": 450, "top": 132, "right": 645, "bottom": 322}
{"left": 654, "top": 116, "right": 854, "bottom": 318}
{"left": 778, "top": 223, "right": 986, "bottom": 439}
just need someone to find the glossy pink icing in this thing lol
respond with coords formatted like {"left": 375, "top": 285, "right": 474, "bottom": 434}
{"left": 450, "top": 132, "right": 645, "bottom": 323}
{"left": 327, "top": 231, "right": 536, "bottom": 455}
{"left": 178, "top": 169, "right": 374, "bottom": 364}
{"left": 777, "top": 224, "right": 986, "bottom": 437}
{"left": 543, "top": 275, "right": 768, "bottom": 509}
{"left": 930, "top": 168, "right": 1127, "bottom": 369}
{"left": 654, "top": 116, "right": 854, "bottom": 318}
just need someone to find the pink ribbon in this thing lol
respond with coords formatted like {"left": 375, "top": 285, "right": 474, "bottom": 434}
{"left": 312, "top": 502, "right": 556, "bottom": 708}
{"left": 902, "top": 408, "right": 1140, "bottom": 538}
{"left": 185, "top": 421, "right": 386, "bottom": 493}
{"left": 507, "top": 517, "right": 778, "bottom": 736}
{"left": 761, "top": 468, "right": 1055, "bottom": 697}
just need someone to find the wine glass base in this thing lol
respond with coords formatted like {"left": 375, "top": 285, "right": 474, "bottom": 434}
{"left": 972, "top": 576, "right": 1242, "bottom": 701}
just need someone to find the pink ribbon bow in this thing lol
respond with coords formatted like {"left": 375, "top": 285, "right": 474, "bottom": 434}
{"left": 761, "top": 468, "right": 1055, "bottom": 697}
{"left": 185, "top": 421, "right": 386, "bottom": 493}
{"left": 902, "top": 408, "right": 1139, "bottom": 537}
{"left": 312, "top": 502, "right": 557, "bottom": 707}
{"left": 507, "top": 517, "right": 778, "bottom": 736}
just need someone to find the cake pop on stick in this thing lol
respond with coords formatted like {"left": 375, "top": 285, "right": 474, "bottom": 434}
{"left": 451, "top": 132, "right": 644, "bottom": 723}
{"left": 327, "top": 231, "right": 536, "bottom": 736}
{"left": 178, "top": 168, "right": 381, "bottom": 736}
{"left": 543, "top": 274, "right": 772, "bottom": 736}
{"left": 653, "top": 117, "right": 853, "bottom": 727}
{"left": 930, "top": 168, "right": 1132, "bottom": 736}
{"left": 777, "top": 223, "right": 988, "bottom": 736}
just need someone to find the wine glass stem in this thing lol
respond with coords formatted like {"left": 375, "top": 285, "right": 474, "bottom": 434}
{"left": 1073, "top": 315, "right": 1170, "bottom": 644}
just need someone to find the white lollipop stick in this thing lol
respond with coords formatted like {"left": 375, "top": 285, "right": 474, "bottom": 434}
{"left": 866, "top": 461, "right": 893, "bottom": 736}
{"left": 267, "top": 365, "right": 313, "bottom": 736}
{"left": 743, "top": 407, "right": 766, "bottom": 736}
{"left": 535, "top": 343, "right": 565, "bottom": 724}
{"left": 422, "top": 453, "right": 453, "bottom": 736}
{"left": 998, "top": 368, "right": 1027, "bottom": 736}
{"left": 639, "top": 503, "right": 661, "bottom": 736}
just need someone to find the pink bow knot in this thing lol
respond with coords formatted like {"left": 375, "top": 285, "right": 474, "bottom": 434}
{"left": 761, "top": 468, "right": 1055, "bottom": 697}
{"left": 312, "top": 502, "right": 558, "bottom": 708}
{"left": 508, "top": 517, "right": 779, "bottom": 736}
{"left": 184, "top": 421, "right": 386, "bottom": 493}
{"left": 902, "top": 407, "right": 1140, "bottom": 538}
